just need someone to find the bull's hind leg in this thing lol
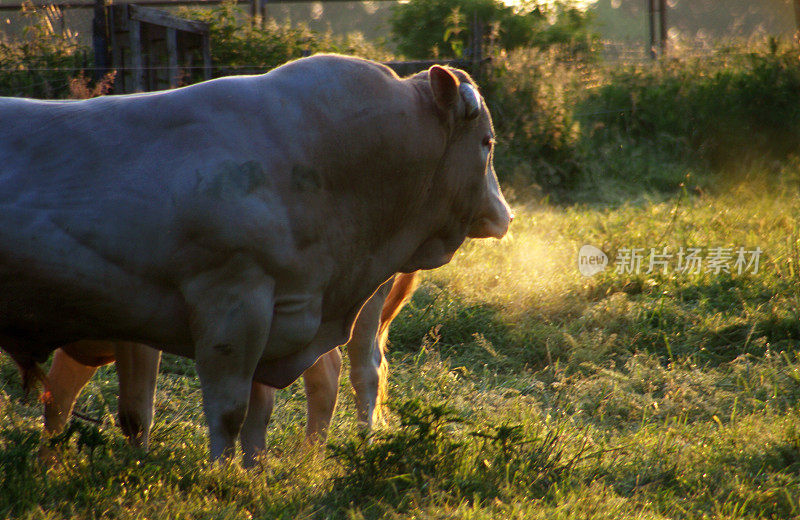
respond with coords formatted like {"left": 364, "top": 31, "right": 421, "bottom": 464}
{"left": 240, "top": 381, "right": 275, "bottom": 466}
{"left": 347, "top": 279, "right": 392, "bottom": 431}
{"left": 182, "top": 257, "right": 275, "bottom": 462}
{"left": 348, "top": 272, "right": 418, "bottom": 430}
{"left": 42, "top": 348, "right": 98, "bottom": 441}
{"left": 115, "top": 343, "right": 161, "bottom": 450}
{"left": 303, "top": 347, "right": 342, "bottom": 443}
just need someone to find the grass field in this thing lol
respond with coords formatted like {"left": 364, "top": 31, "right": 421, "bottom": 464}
{"left": 1, "top": 159, "right": 799, "bottom": 519}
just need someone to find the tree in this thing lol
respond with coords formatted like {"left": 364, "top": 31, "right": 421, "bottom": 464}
{"left": 389, "top": 0, "right": 596, "bottom": 60}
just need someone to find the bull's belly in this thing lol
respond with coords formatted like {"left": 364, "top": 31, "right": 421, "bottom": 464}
{"left": 0, "top": 269, "right": 192, "bottom": 355}
{"left": 259, "top": 293, "right": 323, "bottom": 361}
{"left": 253, "top": 319, "right": 351, "bottom": 389}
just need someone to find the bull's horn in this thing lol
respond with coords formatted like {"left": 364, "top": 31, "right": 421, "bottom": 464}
{"left": 460, "top": 83, "right": 481, "bottom": 120}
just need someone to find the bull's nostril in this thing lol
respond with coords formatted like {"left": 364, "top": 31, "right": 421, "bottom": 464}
{"left": 509, "top": 214, "right": 515, "bottom": 222}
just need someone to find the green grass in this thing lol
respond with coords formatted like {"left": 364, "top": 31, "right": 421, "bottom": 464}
{"left": 2, "top": 162, "right": 800, "bottom": 518}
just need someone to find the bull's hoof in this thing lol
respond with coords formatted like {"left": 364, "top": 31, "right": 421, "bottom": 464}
{"left": 37, "top": 444, "right": 58, "bottom": 467}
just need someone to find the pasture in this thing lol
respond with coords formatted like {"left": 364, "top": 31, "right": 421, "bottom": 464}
{"left": 1, "top": 160, "right": 799, "bottom": 518}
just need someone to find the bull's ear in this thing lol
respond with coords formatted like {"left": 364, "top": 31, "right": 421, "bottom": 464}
{"left": 429, "top": 65, "right": 459, "bottom": 112}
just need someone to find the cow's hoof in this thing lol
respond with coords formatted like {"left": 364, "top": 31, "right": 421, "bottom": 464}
{"left": 37, "top": 444, "right": 58, "bottom": 467}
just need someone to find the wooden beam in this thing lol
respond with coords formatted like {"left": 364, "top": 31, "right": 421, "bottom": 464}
{"left": 201, "top": 33, "right": 212, "bottom": 81}
{"left": 647, "top": 0, "right": 656, "bottom": 59}
{"left": 129, "top": 4, "right": 209, "bottom": 34}
{"left": 794, "top": 0, "right": 800, "bottom": 45}
{"left": 166, "top": 27, "right": 179, "bottom": 88}
{"left": 129, "top": 17, "right": 144, "bottom": 92}
{"left": 658, "top": 0, "right": 667, "bottom": 57}
{"left": 0, "top": 0, "right": 394, "bottom": 9}
{"left": 91, "top": 0, "right": 109, "bottom": 81}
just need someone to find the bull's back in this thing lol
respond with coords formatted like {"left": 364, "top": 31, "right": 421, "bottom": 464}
{"left": 0, "top": 89, "right": 249, "bottom": 350}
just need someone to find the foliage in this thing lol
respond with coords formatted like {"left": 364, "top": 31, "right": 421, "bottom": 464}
{"left": 180, "top": 0, "right": 391, "bottom": 76}
{"left": 389, "top": 0, "right": 597, "bottom": 60}
{"left": 578, "top": 40, "right": 800, "bottom": 169}
{"left": 68, "top": 70, "right": 116, "bottom": 99}
{"left": 328, "top": 399, "right": 581, "bottom": 513}
{"left": 480, "top": 40, "right": 800, "bottom": 201}
{"left": 0, "top": 3, "right": 88, "bottom": 98}
{"left": 482, "top": 47, "right": 585, "bottom": 196}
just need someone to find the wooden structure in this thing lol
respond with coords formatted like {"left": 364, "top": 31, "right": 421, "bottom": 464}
{"left": 647, "top": 0, "right": 667, "bottom": 59}
{"left": 97, "top": 2, "right": 211, "bottom": 92}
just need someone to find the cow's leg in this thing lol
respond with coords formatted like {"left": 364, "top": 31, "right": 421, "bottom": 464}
{"left": 303, "top": 347, "right": 342, "bottom": 443}
{"left": 115, "top": 343, "right": 161, "bottom": 450}
{"left": 42, "top": 348, "right": 98, "bottom": 440}
{"left": 182, "top": 258, "right": 275, "bottom": 461}
{"left": 240, "top": 381, "right": 275, "bottom": 466}
{"left": 349, "top": 272, "right": 418, "bottom": 430}
{"left": 347, "top": 280, "right": 392, "bottom": 431}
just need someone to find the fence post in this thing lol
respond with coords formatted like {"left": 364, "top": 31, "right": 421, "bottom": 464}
{"left": 470, "top": 12, "right": 483, "bottom": 78}
{"left": 647, "top": 0, "right": 656, "bottom": 59}
{"left": 166, "top": 27, "right": 179, "bottom": 87}
{"left": 658, "top": 0, "right": 667, "bottom": 57}
{"left": 250, "top": 0, "right": 261, "bottom": 26}
{"left": 129, "top": 14, "right": 144, "bottom": 92}
{"left": 201, "top": 32, "right": 212, "bottom": 80}
{"left": 92, "top": 0, "right": 109, "bottom": 80}
{"left": 794, "top": 0, "right": 800, "bottom": 47}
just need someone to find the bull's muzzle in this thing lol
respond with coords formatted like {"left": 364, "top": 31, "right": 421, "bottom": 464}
{"left": 468, "top": 198, "right": 513, "bottom": 239}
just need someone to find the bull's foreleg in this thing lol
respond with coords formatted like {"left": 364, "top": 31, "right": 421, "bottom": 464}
{"left": 303, "top": 347, "right": 342, "bottom": 443}
{"left": 115, "top": 343, "right": 161, "bottom": 450}
{"left": 182, "top": 257, "right": 275, "bottom": 462}
{"left": 239, "top": 381, "right": 275, "bottom": 466}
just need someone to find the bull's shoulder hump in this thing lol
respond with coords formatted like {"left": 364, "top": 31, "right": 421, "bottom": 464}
{"left": 275, "top": 53, "right": 397, "bottom": 75}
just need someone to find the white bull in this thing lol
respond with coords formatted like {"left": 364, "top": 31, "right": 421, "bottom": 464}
{"left": 0, "top": 54, "right": 511, "bottom": 462}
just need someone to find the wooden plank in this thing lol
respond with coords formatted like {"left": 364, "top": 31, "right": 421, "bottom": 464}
{"left": 793, "top": 0, "right": 800, "bottom": 44}
{"left": 91, "top": 0, "right": 108, "bottom": 81}
{"left": 201, "top": 33, "right": 212, "bottom": 80}
{"left": 107, "top": 4, "right": 123, "bottom": 91}
{"left": 129, "top": 4, "right": 209, "bottom": 34}
{"left": 647, "top": 0, "right": 656, "bottom": 59}
{"left": 0, "top": 0, "right": 394, "bottom": 9}
{"left": 129, "top": 17, "right": 144, "bottom": 92}
{"left": 658, "top": 0, "right": 667, "bottom": 56}
{"left": 166, "top": 27, "right": 179, "bottom": 88}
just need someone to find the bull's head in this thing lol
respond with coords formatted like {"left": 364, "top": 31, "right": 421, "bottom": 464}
{"left": 428, "top": 65, "right": 513, "bottom": 240}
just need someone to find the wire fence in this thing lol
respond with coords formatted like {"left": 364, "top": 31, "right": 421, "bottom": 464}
{"left": 0, "top": 38, "right": 789, "bottom": 101}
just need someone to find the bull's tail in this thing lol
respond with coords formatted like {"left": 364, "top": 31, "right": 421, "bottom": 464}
{"left": 9, "top": 355, "right": 49, "bottom": 399}
{"left": 373, "top": 271, "right": 420, "bottom": 425}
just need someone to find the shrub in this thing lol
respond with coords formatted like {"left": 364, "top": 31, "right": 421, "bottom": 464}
{"left": 328, "top": 399, "right": 583, "bottom": 510}
{"left": 180, "top": 0, "right": 391, "bottom": 76}
{"left": 389, "top": 0, "right": 596, "bottom": 60}
{"left": 482, "top": 47, "right": 585, "bottom": 195}
{"left": 578, "top": 41, "right": 800, "bottom": 169}
{"left": 0, "top": 3, "right": 88, "bottom": 98}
